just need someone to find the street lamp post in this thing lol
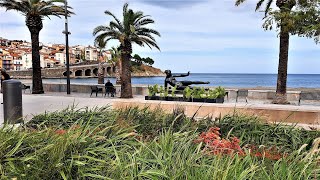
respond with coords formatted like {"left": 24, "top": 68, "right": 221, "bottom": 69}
{"left": 63, "top": 0, "right": 71, "bottom": 94}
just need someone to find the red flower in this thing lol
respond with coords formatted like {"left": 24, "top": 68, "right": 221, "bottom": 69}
{"left": 55, "top": 129, "right": 66, "bottom": 135}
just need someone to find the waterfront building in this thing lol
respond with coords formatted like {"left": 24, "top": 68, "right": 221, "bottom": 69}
{"left": 0, "top": 49, "right": 13, "bottom": 70}
{"left": 72, "top": 45, "right": 85, "bottom": 63}
{"left": 12, "top": 53, "right": 22, "bottom": 71}
{"left": 85, "top": 46, "right": 98, "bottom": 61}
{"left": 22, "top": 53, "right": 45, "bottom": 69}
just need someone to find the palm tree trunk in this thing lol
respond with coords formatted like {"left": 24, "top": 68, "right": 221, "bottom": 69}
{"left": 115, "top": 60, "right": 121, "bottom": 85}
{"left": 98, "top": 62, "right": 104, "bottom": 84}
{"left": 30, "top": 29, "right": 44, "bottom": 94}
{"left": 120, "top": 52, "right": 132, "bottom": 98}
{"left": 273, "top": 3, "right": 295, "bottom": 104}
{"left": 273, "top": 26, "right": 289, "bottom": 104}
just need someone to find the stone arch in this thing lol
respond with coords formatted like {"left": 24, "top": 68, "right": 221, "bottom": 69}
{"left": 112, "top": 66, "right": 116, "bottom": 73}
{"left": 85, "top": 69, "right": 91, "bottom": 76}
{"left": 106, "top": 67, "right": 112, "bottom": 75}
{"left": 63, "top": 71, "right": 72, "bottom": 77}
{"left": 75, "top": 70, "right": 82, "bottom": 76}
{"left": 93, "top": 68, "right": 98, "bottom": 76}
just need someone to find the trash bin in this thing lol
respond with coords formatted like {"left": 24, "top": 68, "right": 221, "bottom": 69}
{"left": 3, "top": 80, "right": 23, "bottom": 124}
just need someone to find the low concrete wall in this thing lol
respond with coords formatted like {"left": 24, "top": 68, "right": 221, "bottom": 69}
{"left": 113, "top": 100, "right": 320, "bottom": 125}
{"left": 21, "top": 83, "right": 320, "bottom": 105}
{"left": 247, "top": 90, "right": 301, "bottom": 105}
{"left": 22, "top": 83, "right": 148, "bottom": 95}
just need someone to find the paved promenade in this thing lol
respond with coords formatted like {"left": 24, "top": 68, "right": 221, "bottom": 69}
{"left": 0, "top": 92, "right": 122, "bottom": 124}
{"left": 0, "top": 93, "right": 319, "bottom": 130}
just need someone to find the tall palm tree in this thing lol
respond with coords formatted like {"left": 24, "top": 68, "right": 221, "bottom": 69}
{"left": 93, "top": 3, "right": 161, "bottom": 98}
{"left": 95, "top": 39, "right": 106, "bottom": 84}
{"left": 109, "top": 46, "right": 121, "bottom": 85}
{"left": 0, "top": 0, "right": 73, "bottom": 94}
{"left": 236, "top": 0, "right": 305, "bottom": 104}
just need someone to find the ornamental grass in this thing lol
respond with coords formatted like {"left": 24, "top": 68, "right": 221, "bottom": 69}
{"left": 0, "top": 106, "right": 318, "bottom": 179}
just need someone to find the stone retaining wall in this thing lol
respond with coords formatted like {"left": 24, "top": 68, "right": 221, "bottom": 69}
{"left": 113, "top": 100, "right": 320, "bottom": 125}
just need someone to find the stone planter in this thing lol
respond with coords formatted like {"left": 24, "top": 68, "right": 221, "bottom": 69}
{"left": 145, "top": 96, "right": 160, "bottom": 100}
{"left": 215, "top": 97, "right": 224, "bottom": 103}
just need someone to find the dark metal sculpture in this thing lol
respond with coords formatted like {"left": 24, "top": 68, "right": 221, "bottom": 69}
{"left": 164, "top": 70, "right": 209, "bottom": 90}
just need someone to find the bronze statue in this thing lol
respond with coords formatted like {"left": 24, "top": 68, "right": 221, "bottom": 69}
{"left": 164, "top": 70, "right": 209, "bottom": 90}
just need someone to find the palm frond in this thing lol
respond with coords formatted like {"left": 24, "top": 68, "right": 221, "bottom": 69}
{"left": 135, "top": 18, "right": 155, "bottom": 27}
{"left": 93, "top": 2, "right": 161, "bottom": 54}
{"left": 0, "top": 0, "right": 73, "bottom": 18}
{"left": 256, "top": 0, "right": 265, "bottom": 11}
{"left": 105, "top": 10, "right": 123, "bottom": 30}
{"left": 264, "top": 0, "right": 273, "bottom": 15}
{"left": 235, "top": 0, "right": 246, "bottom": 6}
{"left": 123, "top": 2, "right": 129, "bottom": 17}
{"left": 136, "top": 27, "right": 161, "bottom": 37}
{"left": 93, "top": 25, "right": 111, "bottom": 36}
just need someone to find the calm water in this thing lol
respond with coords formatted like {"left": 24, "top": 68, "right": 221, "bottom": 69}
{"left": 39, "top": 73, "right": 320, "bottom": 88}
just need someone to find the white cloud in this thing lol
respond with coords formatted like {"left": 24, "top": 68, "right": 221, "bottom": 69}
{"left": 0, "top": 0, "right": 320, "bottom": 73}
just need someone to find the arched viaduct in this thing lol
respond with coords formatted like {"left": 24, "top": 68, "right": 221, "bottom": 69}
{"left": 8, "top": 63, "right": 117, "bottom": 78}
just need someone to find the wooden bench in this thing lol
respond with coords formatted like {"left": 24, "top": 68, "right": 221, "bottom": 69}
{"left": 90, "top": 86, "right": 103, "bottom": 97}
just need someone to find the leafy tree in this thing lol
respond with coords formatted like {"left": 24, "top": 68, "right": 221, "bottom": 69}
{"left": 143, "top": 57, "right": 154, "bottom": 66}
{"left": 236, "top": 0, "right": 317, "bottom": 104}
{"left": 132, "top": 54, "right": 143, "bottom": 65}
{"left": 0, "top": 0, "right": 74, "bottom": 94}
{"left": 132, "top": 54, "right": 154, "bottom": 66}
{"left": 93, "top": 3, "right": 161, "bottom": 98}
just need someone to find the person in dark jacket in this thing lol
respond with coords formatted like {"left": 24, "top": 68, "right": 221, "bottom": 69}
{"left": 105, "top": 79, "right": 115, "bottom": 97}
{"left": 1, "top": 68, "right": 10, "bottom": 93}
{"left": 1, "top": 68, "right": 11, "bottom": 104}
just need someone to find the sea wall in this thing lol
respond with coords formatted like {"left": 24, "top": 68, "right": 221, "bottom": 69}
{"left": 39, "top": 83, "right": 148, "bottom": 96}
{"left": 21, "top": 83, "right": 320, "bottom": 105}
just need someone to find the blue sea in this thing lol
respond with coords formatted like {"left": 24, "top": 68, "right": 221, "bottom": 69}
{"left": 40, "top": 73, "right": 320, "bottom": 88}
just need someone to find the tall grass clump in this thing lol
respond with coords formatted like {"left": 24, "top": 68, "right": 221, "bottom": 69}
{"left": 26, "top": 105, "right": 116, "bottom": 129}
{"left": 0, "top": 106, "right": 318, "bottom": 179}
{"left": 0, "top": 125, "right": 319, "bottom": 179}
{"left": 216, "top": 113, "right": 320, "bottom": 152}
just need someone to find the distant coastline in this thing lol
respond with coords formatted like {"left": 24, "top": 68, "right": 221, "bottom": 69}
{"left": 8, "top": 63, "right": 165, "bottom": 79}
{"left": 16, "top": 73, "right": 320, "bottom": 89}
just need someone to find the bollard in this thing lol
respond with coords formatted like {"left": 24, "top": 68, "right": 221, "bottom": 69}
{"left": 3, "top": 80, "right": 23, "bottom": 124}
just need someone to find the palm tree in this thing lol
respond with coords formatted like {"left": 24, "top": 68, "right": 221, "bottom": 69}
{"left": 0, "top": 0, "right": 73, "bottom": 94}
{"left": 109, "top": 46, "right": 121, "bottom": 85}
{"left": 93, "top": 3, "right": 161, "bottom": 98}
{"left": 236, "top": 0, "right": 304, "bottom": 104}
{"left": 95, "top": 39, "right": 107, "bottom": 84}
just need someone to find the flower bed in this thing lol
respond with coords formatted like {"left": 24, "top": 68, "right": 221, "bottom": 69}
{"left": 145, "top": 85, "right": 227, "bottom": 103}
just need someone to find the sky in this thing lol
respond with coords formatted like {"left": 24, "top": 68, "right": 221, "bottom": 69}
{"left": 1, "top": 0, "right": 320, "bottom": 74}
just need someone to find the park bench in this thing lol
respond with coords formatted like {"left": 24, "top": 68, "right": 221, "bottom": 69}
{"left": 90, "top": 86, "right": 103, "bottom": 97}
{"left": 105, "top": 86, "right": 116, "bottom": 97}
{"left": 21, "top": 84, "right": 31, "bottom": 93}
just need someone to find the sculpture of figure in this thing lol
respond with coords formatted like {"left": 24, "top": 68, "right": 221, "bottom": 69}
{"left": 164, "top": 70, "right": 209, "bottom": 90}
